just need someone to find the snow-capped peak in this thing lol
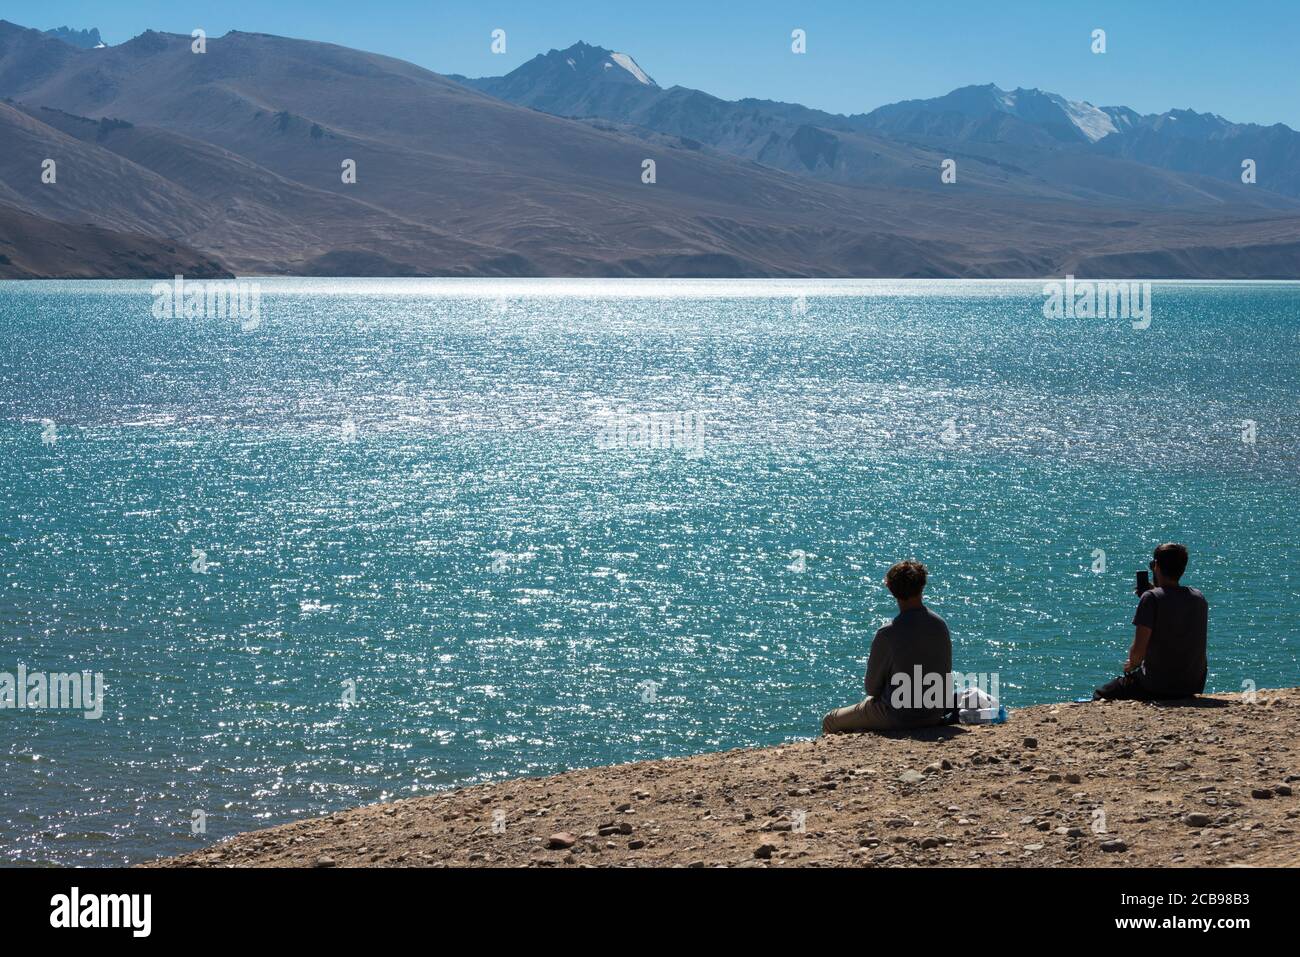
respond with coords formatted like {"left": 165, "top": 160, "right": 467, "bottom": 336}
{"left": 1055, "top": 96, "right": 1118, "bottom": 142}
{"left": 999, "top": 87, "right": 1118, "bottom": 142}
{"left": 608, "top": 52, "right": 653, "bottom": 86}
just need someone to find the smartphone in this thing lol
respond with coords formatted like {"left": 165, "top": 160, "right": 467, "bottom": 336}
{"left": 1136, "top": 570, "right": 1150, "bottom": 592}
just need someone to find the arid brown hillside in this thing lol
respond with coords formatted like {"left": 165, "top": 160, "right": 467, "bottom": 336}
{"left": 0, "top": 203, "right": 229, "bottom": 278}
{"left": 3, "top": 20, "right": 1300, "bottom": 278}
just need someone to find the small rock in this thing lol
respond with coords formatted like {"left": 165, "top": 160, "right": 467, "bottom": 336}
{"left": 754, "top": 843, "right": 777, "bottom": 859}
{"left": 921, "top": 837, "right": 941, "bottom": 849}
{"left": 1100, "top": 840, "right": 1128, "bottom": 853}
{"left": 628, "top": 839, "right": 646, "bottom": 850}
{"left": 1251, "top": 789, "right": 1274, "bottom": 800}
{"left": 314, "top": 856, "right": 336, "bottom": 868}
{"left": 1184, "top": 813, "right": 1212, "bottom": 827}
{"left": 1274, "top": 785, "right": 1293, "bottom": 797}
{"left": 1023, "top": 737, "right": 1038, "bottom": 749}
{"left": 900, "top": 770, "right": 925, "bottom": 785}
{"left": 547, "top": 832, "right": 577, "bottom": 849}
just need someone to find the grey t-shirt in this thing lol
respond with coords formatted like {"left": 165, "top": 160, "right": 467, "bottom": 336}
{"left": 1133, "top": 585, "right": 1208, "bottom": 696}
{"left": 865, "top": 605, "right": 953, "bottom": 725}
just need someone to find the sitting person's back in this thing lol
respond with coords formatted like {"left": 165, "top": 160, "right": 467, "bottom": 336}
{"left": 822, "top": 560, "right": 953, "bottom": 734}
{"left": 1095, "top": 542, "right": 1208, "bottom": 701}
{"left": 869, "top": 604, "right": 953, "bottom": 726}
{"left": 1135, "top": 581, "right": 1208, "bottom": 697}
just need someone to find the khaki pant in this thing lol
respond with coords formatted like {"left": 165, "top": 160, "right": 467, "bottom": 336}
{"left": 821, "top": 696, "right": 946, "bottom": 734}
{"left": 821, "top": 696, "right": 900, "bottom": 734}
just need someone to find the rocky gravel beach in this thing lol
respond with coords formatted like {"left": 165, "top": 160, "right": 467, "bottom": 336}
{"left": 151, "top": 689, "right": 1300, "bottom": 868}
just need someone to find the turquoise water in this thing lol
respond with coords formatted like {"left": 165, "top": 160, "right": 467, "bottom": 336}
{"left": 1, "top": 278, "right": 1297, "bottom": 865}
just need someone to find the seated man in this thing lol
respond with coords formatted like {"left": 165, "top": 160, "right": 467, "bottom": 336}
{"left": 822, "top": 560, "right": 953, "bottom": 734}
{"left": 1094, "top": 542, "right": 1208, "bottom": 701}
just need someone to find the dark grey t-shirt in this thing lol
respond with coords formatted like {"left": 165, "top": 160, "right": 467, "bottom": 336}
{"left": 1133, "top": 585, "right": 1208, "bottom": 696}
{"left": 865, "top": 606, "right": 953, "bottom": 725}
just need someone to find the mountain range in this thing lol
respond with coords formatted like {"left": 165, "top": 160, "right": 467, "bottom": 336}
{"left": 457, "top": 43, "right": 1300, "bottom": 205}
{"left": 1, "top": 22, "right": 1298, "bottom": 279}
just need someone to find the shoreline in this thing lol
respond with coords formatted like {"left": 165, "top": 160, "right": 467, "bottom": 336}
{"left": 150, "top": 688, "right": 1300, "bottom": 868}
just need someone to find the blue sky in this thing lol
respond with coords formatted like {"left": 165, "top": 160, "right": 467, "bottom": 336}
{"left": 10, "top": 0, "right": 1300, "bottom": 127}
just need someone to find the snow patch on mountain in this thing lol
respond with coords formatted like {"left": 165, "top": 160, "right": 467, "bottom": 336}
{"left": 609, "top": 52, "right": 654, "bottom": 86}
{"left": 1000, "top": 87, "right": 1118, "bottom": 142}
{"left": 1057, "top": 97, "right": 1118, "bottom": 142}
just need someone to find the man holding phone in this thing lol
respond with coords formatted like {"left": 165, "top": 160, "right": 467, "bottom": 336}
{"left": 1094, "top": 543, "right": 1208, "bottom": 701}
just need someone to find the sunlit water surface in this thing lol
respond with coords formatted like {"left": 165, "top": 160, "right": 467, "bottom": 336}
{"left": 1, "top": 279, "right": 1297, "bottom": 864}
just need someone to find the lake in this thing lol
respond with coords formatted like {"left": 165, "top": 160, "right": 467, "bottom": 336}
{"left": 1, "top": 278, "right": 1297, "bottom": 864}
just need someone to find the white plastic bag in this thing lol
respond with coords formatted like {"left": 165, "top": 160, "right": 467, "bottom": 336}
{"left": 956, "top": 686, "right": 1003, "bottom": 724}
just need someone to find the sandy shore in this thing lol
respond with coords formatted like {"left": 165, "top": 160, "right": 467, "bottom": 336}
{"left": 151, "top": 688, "right": 1300, "bottom": 868}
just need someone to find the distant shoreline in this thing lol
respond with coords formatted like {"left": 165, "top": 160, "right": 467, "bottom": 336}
{"left": 149, "top": 688, "right": 1300, "bottom": 868}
